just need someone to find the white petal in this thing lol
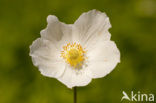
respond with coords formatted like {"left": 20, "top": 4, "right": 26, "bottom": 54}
{"left": 29, "top": 38, "right": 65, "bottom": 78}
{"left": 74, "top": 9, "right": 111, "bottom": 47}
{"left": 87, "top": 41, "right": 120, "bottom": 78}
{"left": 40, "top": 15, "right": 73, "bottom": 49}
{"left": 58, "top": 65, "right": 92, "bottom": 88}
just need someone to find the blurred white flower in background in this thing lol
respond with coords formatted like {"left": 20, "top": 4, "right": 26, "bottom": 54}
{"left": 29, "top": 9, "right": 120, "bottom": 88}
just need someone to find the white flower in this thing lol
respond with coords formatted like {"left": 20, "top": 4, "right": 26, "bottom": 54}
{"left": 30, "top": 9, "right": 120, "bottom": 88}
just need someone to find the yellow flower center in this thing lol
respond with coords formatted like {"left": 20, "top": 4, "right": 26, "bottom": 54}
{"left": 61, "top": 43, "right": 86, "bottom": 68}
{"left": 67, "top": 48, "right": 79, "bottom": 60}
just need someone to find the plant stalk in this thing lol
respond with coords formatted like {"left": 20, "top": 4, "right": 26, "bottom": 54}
{"left": 73, "top": 87, "right": 77, "bottom": 103}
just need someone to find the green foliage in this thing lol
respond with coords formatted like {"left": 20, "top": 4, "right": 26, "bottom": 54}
{"left": 0, "top": 0, "right": 156, "bottom": 103}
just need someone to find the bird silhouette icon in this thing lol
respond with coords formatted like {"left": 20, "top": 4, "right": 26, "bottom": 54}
{"left": 121, "top": 91, "right": 131, "bottom": 101}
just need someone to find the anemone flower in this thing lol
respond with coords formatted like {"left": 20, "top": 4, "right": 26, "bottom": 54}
{"left": 30, "top": 9, "right": 120, "bottom": 103}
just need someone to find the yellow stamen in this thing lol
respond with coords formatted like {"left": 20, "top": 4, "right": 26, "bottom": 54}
{"left": 61, "top": 42, "right": 86, "bottom": 68}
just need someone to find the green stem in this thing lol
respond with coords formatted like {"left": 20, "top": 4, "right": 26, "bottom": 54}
{"left": 73, "top": 87, "right": 77, "bottom": 103}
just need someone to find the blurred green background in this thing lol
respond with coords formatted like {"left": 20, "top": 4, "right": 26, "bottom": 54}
{"left": 0, "top": 0, "right": 156, "bottom": 103}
